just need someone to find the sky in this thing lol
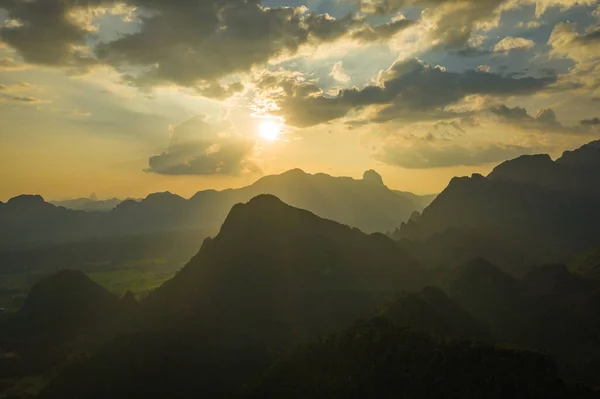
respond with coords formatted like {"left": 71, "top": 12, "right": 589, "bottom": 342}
{"left": 0, "top": 0, "right": 599, "bottom": 201}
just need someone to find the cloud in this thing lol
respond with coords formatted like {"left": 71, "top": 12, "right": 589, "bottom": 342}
{"left": 146, "top": 115, "right": 259, "bottom": 176}
{"left": 257, "top": 58, "right": 556, "bottom": 127}
{"left": 0, "top": 81, "right": 46, "bottom": 104}
{"left": 0, "top": 1, "right": 124, "bottom": 70}
{"left": 374, "top": 140, "right": 534, "bottom": 169}
{"left": 548, "top": 22, "right": 600, "bottom": 63}
{"left": 330, "top": 62, "right": 351, "bottom": 83}
{"left": 493, "top": 37, "right": 536, "bottom": 54}
{"left": 548, "top": 22, "right": 600, "bottom": 97}
{"left": 490, "top": 104, "right": 596, "bottom": 134}
{"left": 516, "top": 20, "right": 543, "bottom": 30}
{"left": 581, "top": 117, "right": 600, "bottom": 126}
{"left": 357, "top": 0, "right": 594, "bottom": 51}
{"left": 350, "top": 16, "right": 415, "bottom": 43}
{"left": 0, "top": 0, "right": 417, "bottom": 97}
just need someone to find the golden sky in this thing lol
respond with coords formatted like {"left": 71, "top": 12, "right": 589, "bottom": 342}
{"left": 1, "top": 0, "right": 599, "bottom": 201}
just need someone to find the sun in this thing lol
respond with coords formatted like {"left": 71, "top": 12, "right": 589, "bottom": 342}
{"left": 258, "top": 120, "right": 281, "bottom": 141}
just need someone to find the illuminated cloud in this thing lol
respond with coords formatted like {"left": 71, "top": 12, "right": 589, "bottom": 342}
{"left": 258, "top": 58, "right": 556, "bottom": 127}
{"left": 493, "top": 37, "right": 536, "bottom": 54}
{"left": 330, "top": 62, "right": 351, "bottom": 83}
{"left": 146, "top": 115, "right": 260, "bottom": 176}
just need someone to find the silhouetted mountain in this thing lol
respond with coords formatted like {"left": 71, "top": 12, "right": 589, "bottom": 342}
{"left": 488, "top": 140, "right": 600, "bottom": 196}
{"left": 443, "top": 258, "right": 600, "bottom": 386}
{"left": 0, "top": 195, "right": 104, "bottom": 250}
{"left": 50, "top": 197, "right": 124, "bottom": 212}
{"left": 246, "top": 317, "right": 596, "bottom": 399}
{"left": 394, "top": 141, "right": 600, "bottom": 272}
{"left": 382, "top": 286, "right": 490, "bottom": 341}
{"left": 0, "top": 169, "right": 430, "bottom": 250}
{"left": 522, "top": 264, "right": 600, "bottom": 297}
{"left": 34, "top": 196, "right": 429, "bottom": 399}
{"left": 141, "top": 195, "right": 429, "bottom": 342}
{"left": 15, "top": 270, "right": 121, "bottom": 337}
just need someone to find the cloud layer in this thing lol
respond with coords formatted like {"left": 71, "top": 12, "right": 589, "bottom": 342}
{"left": 146, "top": 116, "right": 259, "bottom": 176}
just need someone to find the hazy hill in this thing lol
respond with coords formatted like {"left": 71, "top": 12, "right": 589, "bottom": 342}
{"left": 113, "top": 168, "right": 428, "bottom": 235}
{"left": 0, "top": 169, "right": 431, "bottom": 250}
{"left": 0, "top": 195, "right": 104, "bottom": 249}
{"left": 50, "top": 197, "right": 123, "bottom": 212}
{"left": 246, "top": 317, "right": 595, "bottom": 399}
{"left": 141, "top": 195, "right": 429, "bottom": 342}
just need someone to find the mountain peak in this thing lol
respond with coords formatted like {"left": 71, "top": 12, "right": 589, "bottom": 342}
{"left": 18, "top": 270, "right": 120, "bottom": 335}
{"left": 7, "top": 194, "right": 46, "bottom": 206}
{"left": 363, "top": 170, "right": 384, "bottom": 185}
{"left": 557, "top": 140, "right": 600, "bottom": 170}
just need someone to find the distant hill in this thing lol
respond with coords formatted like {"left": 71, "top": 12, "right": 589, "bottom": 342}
{"left": 50, "top": 197, "right": 124, "bottom": 212}
{"left": 0, "top": 195, "right": 105, "bottom": 250}
{"left": 246, "top": 317, "right": 595, "bottom": 399}
{"left": 0, "top": 169, "right": 430, "bottom": 250}
{"left": 140, "top": 195, "right": 429, "bottom": 342}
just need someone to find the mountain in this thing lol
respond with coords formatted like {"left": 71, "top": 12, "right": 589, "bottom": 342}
{"left": 443, "top": 258, "right": 600, "bottom": 386}
{"left": 488, "top": 140, "right": 600, "bottom": 196}
{"left": 0, "top": 195, "right": 104, "bottom": 249}
{"left": 394, "top": 140, "right": 600, "bottom": 272}
{"left": 50, "top": 197, "right": 124, "bottom": 212}
{"left": 522, "top": 264, "right": 600, "bottom": 297}
{"left": 140, "top": 195, "right": 429, "bottom": 341}
{"left": 10, "top": 270, "right": 121, "bottom": 338}
{"left": 0, "top": 169, "right": 430, "bottom": 250}
{"left": 34, "top": 196, "right": 429, "bottom": 399}
{"left": 381, "top": 286, "right": 490, "bottom": 341}
{"left": 393, "top": 190, "right": 437, "bottom": 211}
{"left": 246, "top": 317, "right": 596, "bottom": 399}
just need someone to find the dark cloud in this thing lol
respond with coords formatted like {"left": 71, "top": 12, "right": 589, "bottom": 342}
{"left": 490, "top": 104, "right": 595, "bottom": 134}
{"left": 453, "top": 47, "right": 492, "bottom": 57}
{"left": 490, "top": 104, "right": 532, "bottom": 122}
{"left": 146, "top": 115, "right": 259, "bottom": 176}
{"left": 259, "top": 58, "right": 556, "bottom": 127}
{"left": 575, "top": 27, "right": 600, "bottom": 44}
{"left": 0, "top": 0, "right": 106, "bottom": 69}
{"left": 375, "top": 140, "right": 534, "bottom": 169}
{"left": 581, "top": 117, "right": 600, "bottom": 126}
{"left": 0, "top": 0, "right": 417, "bottom": 96}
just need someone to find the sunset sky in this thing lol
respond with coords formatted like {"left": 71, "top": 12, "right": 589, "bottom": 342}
{"left": 1, "top": 0, "right": 599, "bottom": 201}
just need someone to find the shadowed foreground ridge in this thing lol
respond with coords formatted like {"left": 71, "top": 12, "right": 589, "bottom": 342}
{"left": 246, "top": 317, "right": 596, "bottom": 399}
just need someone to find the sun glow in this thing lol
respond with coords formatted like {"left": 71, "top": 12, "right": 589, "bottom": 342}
{"left": 258, "top": 120, "right": 282, "bottom": 141}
